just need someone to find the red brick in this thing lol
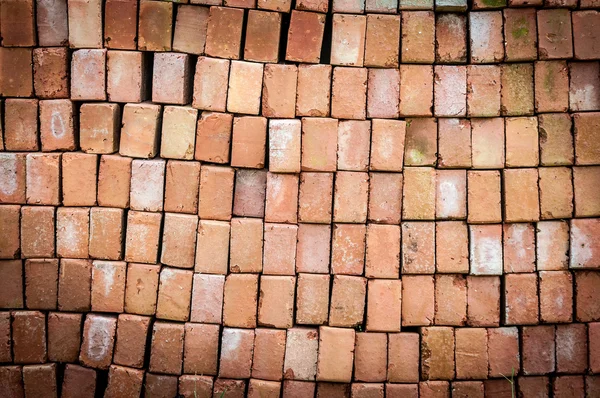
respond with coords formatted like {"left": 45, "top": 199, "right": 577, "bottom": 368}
{"left": 487, "top": 327, "right": 520, "bottom": 378}
{"left": 401, "top": 222, "right": 434, "bottom": 274}
{"left": 198, "top": 165, "right": 234, "bottom": 219}
{"left": 138, "top": 1, "right": 173, "bottom": 51}
{"left": 152, "top": 53, "right": 192, "bottom": 105}
{"left": 435, "top": 14, "right": 467, "bottom": 63}
{"left": 573, "top": 11, "right": 600, "bottom": 60}
{"left": 388, "top": 333, "right": 419, "bottom": 383}
{"left": 190, "top": 274, "right": 225, "bottom": 323}
{"left": 404, "top": 118, "right": 437, "bottom": 167}
{"left": 0, "top": 312, "right": 11, "bottom": 362}
{"left": 570, "top": 218, "right": 600, "bottom": 269}
{"left": 173, "top": 5, "right": 209, "bottom": 55}
{"left": 61, "top": 365, "right": 96, "bottom": 398}
{"left": 574, "top": 167, "right": 600, "bottom": 218}
{"left": 258, "top": 275, "right": 295, "bottom": 328}
{"left": 205, "top": 7, "right": 244, "bottom": 59}
{"left": 12, "top": 311, "right": 47, "bottom": 364}
{"left": 370, "top": 119, "right": 405, "bottom": 171}
{"left": 194, "top": 220, "right": 229, "bottom": 274}
{"left": 503, "top": 223, "right": 535, "bottom": 273}
{"left": 435, "top": 222, "right": 469, "bottom": 274}
{"left": 97, "top": 155, "right": 131, "bottom": 208}
{"left": 555, "top": 323, "right": 587, "bottom": 373}
{"left": 401, "top": 11, "right": 435, "bottom": 63}
{"left": 79, "top": 104, "right": 120, "bottom": 154}
{"left": 164, "top": 161, "right": 200, "bottom": 214}
{"left": 368, "top": 173, "right": 402, "bottom": 225}
{"left": 451, "top": 381, "right": 483, "bottom": 398}
{"left": 219, "top": 328, "right": 255, "bottom": 379}
{"left": 386, "top": 384, "right": 418, "bottom": 398}
{"left": 195, "top": 112, "right": 232, "bottom": 164}
{"left": 79, "top": 314, "right": 117, "bottom": 370}
{"left": 467, "top": 276, "right": 500, "bottom": 327}
{"left": 434, "top": 275, "right": 467, "bottom": 326}
{"left": 22, "top": 363, "right": 58, "bottom": 398}
{"left": 329, "top": 275, "right": 366, "bottom": 328}
{"left": 574, "top": 112, "right": 600, "bottom": 165}
{"left": 244, "top": 10, "right": 281, "bottom": 63}
{"left": 104, "top": 0, "right": 138, "bottom": 49}
{"left": 227, "top": 61, "right": 263, "bottom": 115}
{"left": 504, "top": 8, "right": 537, "bottom": 61}
{"left": 501, "top": 63, "right": 534, "bottom": 116}
{"left": 160, "top": 213, "right": 198, "bottom": 269}
{"left": 537, "top": 9, "right": 573, "bottom": 60}
{"left": 365, "top": 15, "right": 400, "bottom": 68}
{"left": 535, "top": 221, "right": 568, "bottom": 271}
{"left": 213, "top": 379, "right": 246, "bottom": 397}
{"left": 71, "top": 49, "right": 106, "bottom": 100}
{"left": 106, "top": 50, "right": 148, "bottom": 103}
{"left": 179, "top": 375, "right": 214, "bottom": 398}
{"left": 367, "top": 70, "right": 399, "bottom": 119}
{"left": 471, "top": 118, "right": 505, "bottom": 169}
{"left": 91, "top": 260, "right": 126, "bottom": 312}
{"left": 365, "top": 224, "right": 399, "bottom": 278}
{"left": 0, "top": 206, "right": 21, "bottom": 259}
{"left": 25, "top": 153, "right": 60, "bottom": 205}
{"left": 263, "top": 223, "right": 297, "bottom": 275}
{"left": 120, "top": 104, "right": 162, "bottom": 159}
{"left": 113, "top": 314, "right": 151, "bottom": 369}
{"left": 538, "top": 113, "right": 572, "bottom": 166}
{"left": 252, "top": 328, "right": 286, "bottom": 381}
{"left": 333, "top": 0, "right": 364, "bottom": 12}
{"left": 262, "top": 65, "right": 297, "bottom": 118}
{"left": 144, "top": 374, "right": 178, "bottom": 398}
{"left": 553, "top": 376, "right": 585, "bottom": 398}
{"left": 437, "top": 119, "right": 471, "bottom": 168}
{"left": 503, "top": 168, "right": 540, "bottom": 222}
{"left": 330, "top": 14, "right": 366, "bottom": 67}
{"left": 0, "top": 48, "right": 33, "bottom": 97}
{"left": 332, "top": 67, "right": 367, "bottom": 120}
{"left": 296, "top": 273, "right": 329, "bottom": 325}
{"left": 331, "top": 224, "right": 365, "bottom": 275}
{"left": 156, "top": 267, "right": 193, "bottom": 321}
{"left": 248, "top": 379, "right": 281, "bottom": 398}
{"left": 572, "top": 64, "right": 600, "bottom": 111}
{"left": 469, "top": 12, "right": 504, "bottom": 63}
{"left": 534, "top": 61, "right": 569, "bottom": 113}
{"left": 193, "top": 57, "right": 229, "bottom": 112}
{"left": 89, "top": 208, "right": 125, "bottom": 260}
{"left": 130, "top": 159, "right": 166, "bottom": 210}
{"left": 33, "top": 48, "right": 69, "bottom": 99}
{"left": 436, "top": 170, "right": 466, "bottom": 220}
{"left": 575, "top": 271, "right": 600, "bottom": 322}
{"left": 467, "top": 65, "right": 501, "bottom": 117}
{"left": 366, "top": 279, "right": 401, "bottom": 332}
{"left": 104, "top": 365, "right": 144, "bottom": 398}
{"left": 297, "top": 0, "right": 328, "bottom": 11}
{"left": 434, "top": 66, "right": 467, "bottom": 117}
{"left": 229, "top": 218, "right": 263, "bottom": 273}
{"left": 36, "top": 0, "right": 68, "bottom": 46}
{"left": 301, "top": 118, "right": 337, "bottom": 172}
{"left": 337, "top": 120, "right": 371, "bottom": 171}
{"left": 355, "top": 333, "right": 387, "bottom": 382}
{"left": 539, "top": 167, "right": 573, "bottom": 219}
{"left": 522, "top": 325, "right": 556, "bottom": 375}
{"left": 402, "top": 275, "right": 434, "bottom": 326}
{"left": 283, "top": 380, "right": 316, "bottom": 397}
{"left": 183, "top": 323, "right": 219, "bottom": 375}
{"left": 20, "top": 206, "right": 55, "bottom": 258}
{"left": 67, "top": 0, "right": 102, "bottom": 48}
{"left": 47, "top": 312, "right": 82, "bottom": 363}
{"left": 223, "top": 273, "right": 259, "bottom": 328}
{"left": 286, "top": 11, "right": 325, "bottom": 64}
{"left": 333, "top": 171, "right": 369, "bottom": 223}
{"left": 231, "top": 118, "right": 267, "bottom": 169}
{"left": 399, "top": 65, "right": 433, "bottom": 117}
{"left": 455, "top": 328, "right": 487, "bottom": 379}
{"left": 587, "top": 376, "right": 600, "bottom": 397}
{"left": 25, "top": 259, "right": 58, "bottom": 310}
{"left": 149, "top": 322, "right": 185, "bottom": 375}
{"left": 298, "top": 173, "right": 333, "bottom": 224}
{"left": 296, "top": 224, "right": 330, "bottom": 274}
{"left": 421, "top": 326, "right": 455, "bottom": 380}
{"left": 296, "top": 65, "right": 331, "bottom": 117}
{"left": 505, "top": 117, "right": 538, "bottom": 167}
{"left": 504, "top": 273, "right": 539, "bottom": 325}
{"left": 402, "top": 167, "right": 436, "bottom": 220}
{"left": 62, "top": 153, "right": 97, "bottom": 206}
{"left": 0, "top": 154, "right": 26, "bottom": 205}
{"left": 124, "top": 263, "right": 160, "bottom": 315}
{"left": 317, "top": 326, "right": 355, "bottom": 382}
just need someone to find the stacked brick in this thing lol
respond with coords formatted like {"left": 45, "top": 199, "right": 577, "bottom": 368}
{"left": 0, "top": 0, "right": 600, "bottom": 396}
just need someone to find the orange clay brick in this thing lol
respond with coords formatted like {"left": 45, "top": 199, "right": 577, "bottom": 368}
{"left": 0, "top": 206, "right": 21, "bottom": 260}
{"left": 219, "top": 328, "right": 255, "bottom": 379}
{"left": 195, "top": 112, "right": 232, "bottom": 164}
{"left": 467, "top": 65, "right": 501, "bottom": 117}
{"left": 198, "top": 165, "right": 234, "bottom": 221}
{"left": 104, "top": 366, "right": 144, "bottom": 397}
{"left": 190, "top": 274, "right": 225, "bottom": 324}
{"left": 487, "top": 327, "right": 520, "bottom": 378}
{"left": 434, "top": 66, "right": 467, "bottom": 117}
{"left": 573, "top": 112, "right": 600, "bottom": 165}
{"left": 404, "top": 118, "right": 437, "bottom": 167}
{"left": 269, "top": 119, "right": 301, "bottom": 173}
{"left": 91, "top": 260, "right": 126, "bottom": 313}
{"left": 539, "top": 271, "right": 573, "bottom": 323}
{"left": 364, "top": 15, "right": 400, "bottom": 68}
{"left": 467, "top": 276, "right": 500, "bottom": 327}
{"left": 354, "top": 333, "right": 387, "bottom": 382}
{"left": 12, "top": 311, "right": 47, "bottom": 364}
{"left": 576, "top": 271, "right": 600, "bottom": 321}
{"left": 522, "top": 325, "right": 556, "bottom": 375}
{"left": 501, "top": 63, "right": 534, "bottom": 116}
{"left": 263, "top": 223, "right": 297, "bottom": 275}
{"left": 138, "top": 1, "right": 173, "bottom": 51}
{"left": 97, "top": 155, "right": 132, "bottom": 208}
{"left": 193, "top": 57, "right": 229, "bottom": 112}
{"left": 331, "top": 14, "right": 366, "bottom": 67}
{"left": 223, "top": 273, "right": 259, "bottom": 328}
{"left": 21, "top": 206, "right": 55, "bottom": 258}
{"left": 205, "top": 7, "right": 243, "bottom": 59}
{"left": 401, "top": 12, "right": 435, "bottom": 64}
{"left": 370, "top": 119, "right": 405, "bottom": 171}
{"left": 366, "top": 224, "right": 400, "bottom": 278}
{"left": 505, "top": 116, "right": 539, "bottom": 167}
{"left": 25, "top": 153, "right": 60, "bottom": 205}
{"left": 231, "top": 117, "right": 267, "bottom": 169}
{"left": 570, "top": 62, "right": 600, "bottom": 112}
{"left": 124, "top": 263, "right": 160, "bottom": 316}
{"left": 366, "top": 279, "right": 401, "bottom": 332}
{"left": 39, "top": 102, "right": 75, "bottom": 150}
{"left": 286, "top": 11, "right": 325, "bottom": 64}
{"left": 0, "top": 48, "right": 34, "bottom": 98}
{"left": 572, "top": 10, "right": 600, "bottom": 60}
{"left": 455, "top": 328, "right": 487, "bottom": 380}
{"left": 331, "top": 224, "right": 366, "bottom": 275}
{"left": 435, "top": 14, "right": 467, "bottom": 63}
{"left": 296, "top": 273, "right": 330, "bottom": 325}
{"left": 119, "top": 104, "right": 162, "bottom": 159}
{"left": 227, "top": 61, "right": 264, "bottom": 115}
{"left": 435, "top": 221, "right": 469, "bottom": 274}
{"left": 469, "top": 11, "right": 504, "bottom": 63}
{"left": 106, "top": 50, "right": 149, "bottom": 103}
{"left": 436, "top": 169, "right": 466, "bottom": 220}
{"left": 368, "top": 173, "right": 402, "bottom": 224}
{"left": 244, "top": 10, "right": 281, "bottom": 63}
{"left": 388, "top": 333, "right": 419, "bottom": 383}
{"left": 160, "top": 107, "right": 198, "bottom": 160}
{"left": 399, "top": 65, "right": 433, "bottom": 117}
{"left": 420, "top": 326, "right": 455, "bottom": 381}
{"left": 33, "top": 48, "right": 69, "bottom": 99}
{"left": 195, "top": 220, "right": 230, "bottom": 274}
{"left": 434, "top": 274, "right": 467, "bottom": 326}
{"left": 570, "top": 218, "right": 600, "bottom": 270}
{"left": 183, "top": 323, "right": 219, "bottom": 376}
{"left": 61, "top": 153, "right": 98, "bottom": 207}
{"left": 467, "top": 170, "right": 501, "bottom": 224}
{"left": 104, "top": 0, "right": 138, "bottom": 50}
{"left": 402, "top": 167, "right": 436, "bottom": 220}
{"left": 574, "top": 166, "right": 600, "bottom": 217}
{"left": 539, "top": 167, "right": 573, "bottom": 219}
{"left": 79, "top": 314, "right": 117, "bottom": 370}
{"left": 233, "top": 170, "right": 267, "bottom": 218}
{"left": 503, "top": 168, "right": 540, "bottom": 222}
{"left": 337, "top": 120, "right": 371, "bottom": 171}
{"left": 79, "top": 103, "right": 121, "bottom": 154}
{"left": 0, "top": 261, "right": 24, "bottom": 308}
{"left": 265, "top": 173, "right": 298, "bottom": 224}
{"left": 24, "top": 259, "right": 58, "bottom": 310}
{"left": 0, "top": 153, "right": 26, "bottom": 205}
{"left": 535, "top": 61, "right": 569, "bottom": 113}
{"left": 317, "top": 326, "right": 355, "bottom": 383}
{"left": 503, "top": 223, "right": 535, "bottom": 273}
{"left": 505, "top": 273, "right": 539, "bottom": 325}
{"left": 329, "top": 275, "right": 366, "bottom": 328}
{"left": 401, "top": 222, "right": 435, "bottom": 274}
{"left": 229, "top": 218, "right": 263, "bottom": 273}
{"left": 160, "top": 213, "right": 198, "bottom": 269}
{"left": 301, "top": 118, "right": 338, "bottom": 172}
{"left": 402, "top": 275, "right": 434, "bottom": 326}
{"left": 504, "top": 8, "right": 537, "bottom": 62}
{"left": 149, "top": 322, "right": 184, "bottom": 375}
{"left": 331, "top": 67, "right": 367, "bottom": 120}
{"left": 368, "top": 69, "right": 400, "bottom": 119}
{"left": 437, "top": 119, "right": 471, "bottom": 168}
{"left": 298, "top": 173, "right": 333, "bottom": 224}
{"left": 262, "top": 64, "right": 297, "bottom": 118}
{"left": 296, "top": 224, "right": 331, "bottom": 274}
{"left": 333, "top": 171, "right": 369, "bottom": 223}
{"left": 469, "top": 224, "right": 503, "bottom": 276}
{"left": 296, "top": 64, "right": 331, "bottom": 117}
{"left": 156, "top": 267, "right": 193, "bottom": 322}
{"left": 172, "top": 5, "right": 209, "bottom": 55}
{"left": 164, "top": 161, "right": 200, "bottom": 214}
{"left": 124, "top": 211, "right": 162, "bottom": 264}
{"left": 58, "top": 259, "right": 92, "bottom": 312}
{"left": 71, "top": 49, "right": 106, "bottom": 101}
{"left": 258, "top": 275, "right": 295, "bottom": 328}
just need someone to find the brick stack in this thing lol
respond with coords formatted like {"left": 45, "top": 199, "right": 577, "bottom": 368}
{"left": 0, "top": 0, "right": 600, "bottom": 396}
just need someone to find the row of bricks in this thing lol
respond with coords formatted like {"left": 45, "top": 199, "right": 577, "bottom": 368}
{"left": 3, "top": 101, "right": 600, "bottom": 170}
{"left": 4, "top": 45, "right": 600, "bottom": 117}
{"left": 1, "top": 203, "right": 599, "bottom": 273}
{"left": 1, "top": 254, "right": 599, "bottom": 325}
{"left": 2, "top": 150, "right": 599, "bottom": 220}
{"left": 2, "top": 310, "right": 600, "bottom": 380}
{"left": 2, "top": 0, "right": 600, "bottom": 64}
{"left": 2, "top": 366, "right": 599, "bottom": 398}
